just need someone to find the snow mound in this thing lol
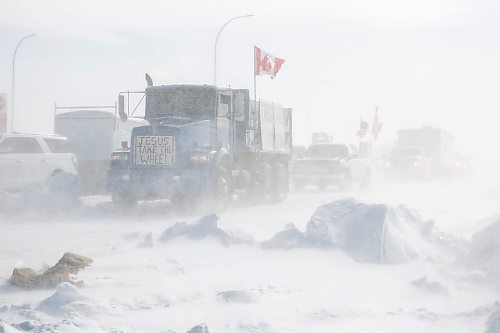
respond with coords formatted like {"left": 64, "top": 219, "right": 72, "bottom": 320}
{"left": 262, "top": 223, "right": 309, "bottom": 249}
{"left": 36, "top": 282, "right": 95, "bottom": 317}
{"left": 0, "top": 322, "right": 23, "bottom": 333}
{"left": 186, "top": 324, "right": 210, "bottom": 333}
{"left": 485, "top": 307, "right": 500, "bottom": 333}
{"left": 217, "top": 290, "right": 257, "bottom": 303}
{"left": 266, "top": 199, "right": 436, "bottom": 264}
{"left": 161, "top": 214, "right": 245, "bottom": 246}
{"left": 410, "top": 276, "right": 448, "bottom": 295}
{"left": 0, "top": 173, "right": 81, "bottom": 214}
{"left": 470, "top": 219, "right": 500, "bottom": 288}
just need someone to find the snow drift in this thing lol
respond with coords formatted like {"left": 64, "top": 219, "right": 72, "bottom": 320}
{"left": 36, "top": 282, "right": 96, "bottom": 317}
{"left": 470, "top": 219, "right": 500, "bottom": 288}
{"left": 0, "top": 172, "right": 81, "bottom": 214}
{"left": 485, "top": 307, "right": 500, "bottom": 333}
{"left": 160, "top": 214, "right": 253, "bottom": 246}
{"left": 0, "top": 322, "right": 23, "bottom": 333}
{"left": 265, "top": 198, "right": 438, "bottom": 264}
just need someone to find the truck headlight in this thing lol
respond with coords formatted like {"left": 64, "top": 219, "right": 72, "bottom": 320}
{"left": 111, "top": 153, "right": 129, "bottom": 161}
{"left": 190, "top": 152, "right": 210, "bottom": 163}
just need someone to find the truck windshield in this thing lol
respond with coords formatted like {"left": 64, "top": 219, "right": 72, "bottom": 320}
{"left": 145, "top": 86, "right": 216, "bottom": 122}
{"left": 306, "top": 144, "right": 348, "bottom": 158}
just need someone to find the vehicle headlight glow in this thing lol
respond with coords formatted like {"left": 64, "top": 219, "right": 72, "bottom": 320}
{"left": 190, "top": 152, "right": 210, "bottom": 163}
{"left": 111, "top": 153, "right": 129, "bottom": 161}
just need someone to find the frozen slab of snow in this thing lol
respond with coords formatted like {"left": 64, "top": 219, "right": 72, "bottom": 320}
{"left": 217, "top": 290, "right": 257, "bottom": 304}
{"left": 186, "top": 324, "right": 211, "bottom": 333}
{"left": 0, "top": 321, "right": 23, "bottom": 333}
{"left": 485, "top": 307, "right": 500, "bottom": 333}
{"left": 470, "top": 219, "right": 500, "bottom": 289}
{"left": 265, "top": 198, "right": 445, "bottom": 264}
{"left": 8, "top": 252, "right": 92, "bottom": 289}
{"left": 160, "top": 214, "right": 232, "bottom": 246}
{"left": 160, "top": 214, "right": 253, "bottom": 246}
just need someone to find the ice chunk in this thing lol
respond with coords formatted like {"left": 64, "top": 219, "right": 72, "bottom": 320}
{"left": 470, "top": 219, "right": 500, "bottom": 287}
{"left": 8, "top": 252, "right": 92, "bottom": 289}
{"left": 217, "top": 290, "right": 257, "bottom": 303}
{"left": 265, "top": 198, "right": 436, "bottom": 264}
{"left": 0, "top": 321, "right": 25, "bottom": 333}
{"left": 160, "top": 214, "right": 231, "bottom": 246}
{"left": 186, "top": 324, "right": 210, "bottom": 333}
{"left": 486, "top": 308, "right": 500, "bottom": 333}
{"left": 262, "top": 223, "right": 308, "bottom": 249}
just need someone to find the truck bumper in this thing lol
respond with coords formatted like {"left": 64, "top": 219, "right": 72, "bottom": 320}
{"left": 108, "top": 167, "right": 210, "bottom": 200}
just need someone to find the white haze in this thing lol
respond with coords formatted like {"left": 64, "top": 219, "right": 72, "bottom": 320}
{"left": 2, "top": 1, "right": 500, "bottom": 332}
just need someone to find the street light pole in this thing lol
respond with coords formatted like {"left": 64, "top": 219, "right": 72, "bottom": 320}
{"left": 307, "top": 80, "right": 334, "bottom": 144}
{"left": 213, "top": 14, "right": 253, "bottom": 86}
{"left": 11, "top": 34, "right": 36, "bottom": 133}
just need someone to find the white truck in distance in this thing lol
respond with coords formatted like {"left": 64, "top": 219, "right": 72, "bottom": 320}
{"left": 292, "top": 142, "right": 371, "bottom": 190}
{"left": 0, "top": 133, "right": 78, "bottom": 192}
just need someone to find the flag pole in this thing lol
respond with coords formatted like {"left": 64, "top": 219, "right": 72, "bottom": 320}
{"left": 253, "top": 46, "right": 257, "bottom": 115}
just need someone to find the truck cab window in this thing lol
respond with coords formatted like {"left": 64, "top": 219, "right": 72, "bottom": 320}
{"left": 217, "top": 94, "right": 230, "bottom": 117}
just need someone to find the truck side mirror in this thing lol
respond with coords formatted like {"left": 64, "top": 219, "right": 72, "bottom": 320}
{"left": 118, "top": 95, "right": 128, "bottom": 122}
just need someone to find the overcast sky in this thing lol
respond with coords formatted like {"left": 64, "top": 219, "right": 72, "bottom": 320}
{"left": 1, "top": 0, "right": 500, "bottom": 156}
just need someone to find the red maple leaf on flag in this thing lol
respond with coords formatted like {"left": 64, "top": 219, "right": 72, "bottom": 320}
{"left": 254, "top": 46, "right": 285, "bottom": 79}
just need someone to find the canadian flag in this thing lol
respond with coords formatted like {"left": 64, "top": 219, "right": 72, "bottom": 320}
{"left": 254, "top": 46, "right": 285, "bottom": 79}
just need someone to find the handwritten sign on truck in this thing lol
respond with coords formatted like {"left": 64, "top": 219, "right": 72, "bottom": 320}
{"left": 134, "top": 136, "right": 175, "bottom": 166}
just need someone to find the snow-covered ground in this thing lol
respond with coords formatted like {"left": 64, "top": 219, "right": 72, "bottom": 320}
{"left": 1, "top": 175, "right": 500, "bottom": 333}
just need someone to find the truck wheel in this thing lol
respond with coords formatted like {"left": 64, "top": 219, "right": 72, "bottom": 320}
{"left": 112, "top": 192, "right": 137, "bottom": 207}
{"left": 271, "top": 163, "right": 288, "bottom": 203}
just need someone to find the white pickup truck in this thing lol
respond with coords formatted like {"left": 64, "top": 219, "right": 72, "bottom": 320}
{"left": 0, "top": 133, "right": 78, "bottom": 192}
{"left": 291, "top": 143, "right": 371, "bottom": 190}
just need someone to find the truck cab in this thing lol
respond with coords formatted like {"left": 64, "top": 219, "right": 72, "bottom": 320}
{"left": 108, "top": 84, "right": 292, "bottom": 207}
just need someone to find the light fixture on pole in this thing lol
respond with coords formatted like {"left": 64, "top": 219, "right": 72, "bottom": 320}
{"left": 11, "top": 34, "right": 36, "bottom": 133}
{"left": 213, "top": 14, "right": 253, "bottom": 86}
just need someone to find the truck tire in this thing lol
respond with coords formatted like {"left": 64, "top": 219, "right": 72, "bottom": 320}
{"left": 271, "top": 163, "right": 289, "bottom": 203}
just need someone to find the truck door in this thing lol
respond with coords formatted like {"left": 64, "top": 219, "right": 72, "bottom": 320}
{"left": 231, "top": 89, "right": 251, "bottom": 151}
{"left": 216, "top": 92, "right": 231, "bottom": 149}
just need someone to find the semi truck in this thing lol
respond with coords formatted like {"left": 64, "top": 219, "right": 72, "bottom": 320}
{"left": 107, "top": 83, "right": 292, "bottom": 207}
{"left": 385, "top": 126, "right": 456, "bottom": 179}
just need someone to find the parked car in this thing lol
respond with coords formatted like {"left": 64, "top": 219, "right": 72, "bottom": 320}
{"left": 291, "top": 143, "right": 371, "bottom": 190}
{"left": 0, "top": 133, "right": 78, "bottom": 192}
